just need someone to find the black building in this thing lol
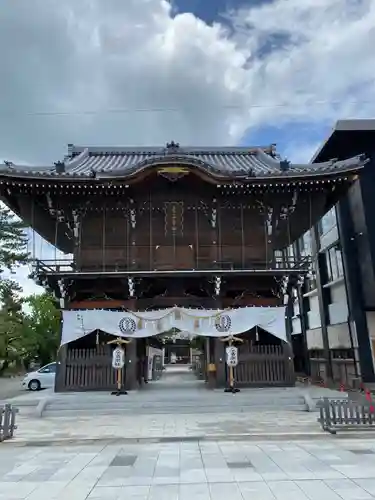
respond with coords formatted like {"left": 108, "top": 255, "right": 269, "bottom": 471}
{"left": 293, "top": 119, "right": 375, "bottom": 387}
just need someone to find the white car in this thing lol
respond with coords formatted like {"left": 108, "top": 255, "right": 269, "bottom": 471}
{"left": 22, "top": 362, "right": 57, "bottom": 391}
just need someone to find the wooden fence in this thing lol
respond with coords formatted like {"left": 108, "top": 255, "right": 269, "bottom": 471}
{"left": 0, "top": 404, "right": 18, "bottom": 442}
{"left": 232, "top": 344, "right": 295, "bottom": 387}
{"left": 59, "top": 345, "right": 123, "bottom": 391}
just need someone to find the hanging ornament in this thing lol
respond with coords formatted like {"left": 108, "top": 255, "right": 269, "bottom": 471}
{"left": 137, "top": 318, "right": 143, "bottom": 330}
{"left": 96, "top": 330, "right": 99, "bottom": 345}
{"left": 255, "top": 326, "right": 259, "bottom": 342}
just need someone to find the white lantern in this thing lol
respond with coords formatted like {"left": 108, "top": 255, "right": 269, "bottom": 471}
{"left": 112, "top": 347, "right": 125, "bottom": 369}
{"left": 225, "top": 346, "right": 238, "bottom": 367}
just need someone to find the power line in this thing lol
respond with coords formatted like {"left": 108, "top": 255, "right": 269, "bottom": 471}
{"left": 0, "top": 99, "right": 373, "bottom": 117}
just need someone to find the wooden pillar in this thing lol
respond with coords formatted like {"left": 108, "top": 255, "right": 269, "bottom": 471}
{"left": 214, "top": 338, "right": 226, "bottom": 388}
{"left": 55, "top": 344, "right": 67, "bottom": 392}
{"left": 125, "top": 340, "right": 137, "bottom": 390}
{"left": 128, "top": 199, "right": 137, "bottom": 270}
{"left": 124, "top": 299, "right": 138, "bottom": 390}
{"left": 55, "top": 305, "right": 66, "bottom": 393}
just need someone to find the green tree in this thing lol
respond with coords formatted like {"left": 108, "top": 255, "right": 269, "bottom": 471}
{"left": 0, "top": 279, "right": 24, "bottom": 374}
{"left": 0, "top": 204, "right": 29, "bottom": 374}
{"left": 0, "top": 204, "right": 29, "bottom": 272}
{"left": 22, "top": 293, "right": 60, "bottom": 367}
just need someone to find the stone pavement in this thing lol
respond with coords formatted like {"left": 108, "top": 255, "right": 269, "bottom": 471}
{"left": 0, "top": 375, "right": 25, "bottom": 401}
{"left": 3, "top": 439, "right": 375, "bottom": 499}
{"left": 5, "top": 366, "right": 349, "bottom": 443}
{"left": 12, "top": 411, "right": 323, "bottom": 444}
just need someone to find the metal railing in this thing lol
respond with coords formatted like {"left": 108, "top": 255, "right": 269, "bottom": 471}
{"left": 32, "top": 254, "right": 312, "bottom": 275}
{"left": 0, "top": 404, "right": 18, "bottom": 442}
{"left": 317, "top": 397, "right": 375, "bottom": 434}
{"left": 32, "top": 258, "right": 74, "bottom": 274}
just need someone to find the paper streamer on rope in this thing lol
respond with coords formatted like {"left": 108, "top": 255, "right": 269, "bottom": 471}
{"left": 61, "top": 306, "right": 287, "bottom": 347}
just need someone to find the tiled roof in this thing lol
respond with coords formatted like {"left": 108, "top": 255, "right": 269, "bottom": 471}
{"left": 0, "top": 143, "right": 367, "bottom": 180}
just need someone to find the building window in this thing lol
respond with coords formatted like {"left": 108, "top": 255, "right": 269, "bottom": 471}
{"left": 318, "top": 208, "right": 337, "bottom": 236}
{"left": 299, "top": 231, "right": 312, "bottom": 255}
{"left": 325, "top": 245, "right": 344, "bottom": 282}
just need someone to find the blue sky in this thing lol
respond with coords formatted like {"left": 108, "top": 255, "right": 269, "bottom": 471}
{"left": 2, "top": 0, "right": 375, "bottom": 295}
{"left": 172, "top": 0, "right": 244, "bottom": 24}
{"left": 172, "top": 0, "right": 275, "bottom": 24}
{"left": 241, "top": 122, "right": 333, "bottom": 162}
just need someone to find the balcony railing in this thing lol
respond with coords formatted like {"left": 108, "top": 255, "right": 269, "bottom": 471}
{"left": 31, "top": 254, "right": 312, "bottom": 276}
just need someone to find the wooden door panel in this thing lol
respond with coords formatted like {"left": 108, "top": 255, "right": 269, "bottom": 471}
{"left": 153, "top": 245, "right": 194, "bottom": 270}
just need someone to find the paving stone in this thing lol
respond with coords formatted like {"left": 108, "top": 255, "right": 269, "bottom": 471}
{"left": 179, "top": 483, "right": 210, "bottom": 500}
{"left": 3, "top": 438, "right": 375, "bottom": 498}
{"left": 348, "top": 449, "right": 374, "bottom": 455}
{"left": 324, "top": 478, "right": 374, "bottom": 499}
{"left": 87, "top": 486, "right": 124, "bottom": 499}
{"left": 110, "top": 454, "right": 137, "bottom": 467}
{"left": 226, "top": 460, "right": 253, "bottom": 469}
{"left": 241, "top": 483, "right": 275, "bottom": 499}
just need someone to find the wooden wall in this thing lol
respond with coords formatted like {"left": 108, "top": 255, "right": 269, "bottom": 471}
{"left": 74, "top": 178, "right": 301, "bottom": 272}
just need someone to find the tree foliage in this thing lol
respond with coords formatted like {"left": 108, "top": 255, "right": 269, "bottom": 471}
{"left": 0, "top": 287, "right": 60, "bottom": 373}
{"left": 0, "top": 205, "right": 61, "bottom": 372}
{"left": 22, "top": 294, "right": 61, "bottom": 367}
{"left": 0, "top": 204, "right": 33, "bottom": 373}
{"left": 0, "top": 279, "right": 24, "bottom": 373}
{"left": 0, "top": 204, "right": 29, "bottom": 273}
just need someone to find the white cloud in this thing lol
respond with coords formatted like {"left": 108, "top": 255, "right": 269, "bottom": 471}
{"left": 228, "top": 0, "right": 375, "bottom": 134}
{"left": 1, "top": 0, "right": 375, "bottom": 293}
{"left": 1, "top": 0, "right": 374, "bottom": 163}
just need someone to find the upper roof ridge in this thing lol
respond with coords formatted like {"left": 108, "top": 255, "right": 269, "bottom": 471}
{"left": 69, "top": 144, "right": 276, "bottom": 156}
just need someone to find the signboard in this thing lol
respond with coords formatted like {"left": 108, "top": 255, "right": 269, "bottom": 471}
{"left": 112, "top": 347, "right": 125, "bottom": 369}
{"left": 226, "top": 346, "right": 238, "bottom": 367}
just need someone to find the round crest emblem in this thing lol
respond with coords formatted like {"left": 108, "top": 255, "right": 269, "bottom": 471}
{"left": 215, "top": 314, "right": 231, "bottom": 332}
{"left": 119, "top": 317, "right": 136, "bottom": 334}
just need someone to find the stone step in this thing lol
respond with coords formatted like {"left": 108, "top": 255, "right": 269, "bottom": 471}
{"left": 43, "top": 404, "right": 306, "bottom": 417}
{"left": 46, "top": 394, "right": 305, "bottom": 404}
{"left": 44, "top": 398, "right": 305, "bottom": 409}
{"left": 42, "top": 389, "right": 307, "bottom": 416}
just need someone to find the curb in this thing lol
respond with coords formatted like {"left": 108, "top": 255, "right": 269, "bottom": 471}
{"left": 5, "top": 431, "right": 375, "bottom": 447}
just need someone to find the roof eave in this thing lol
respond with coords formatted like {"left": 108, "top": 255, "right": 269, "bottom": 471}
{"left": 311, "top": 119, "right": 375, "bottom": 163}
{"left": 0, "top": 165, "right": 364, "bottom": 184}
{"left": 0, "top": 151, "right": 367, "bottom": 183}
